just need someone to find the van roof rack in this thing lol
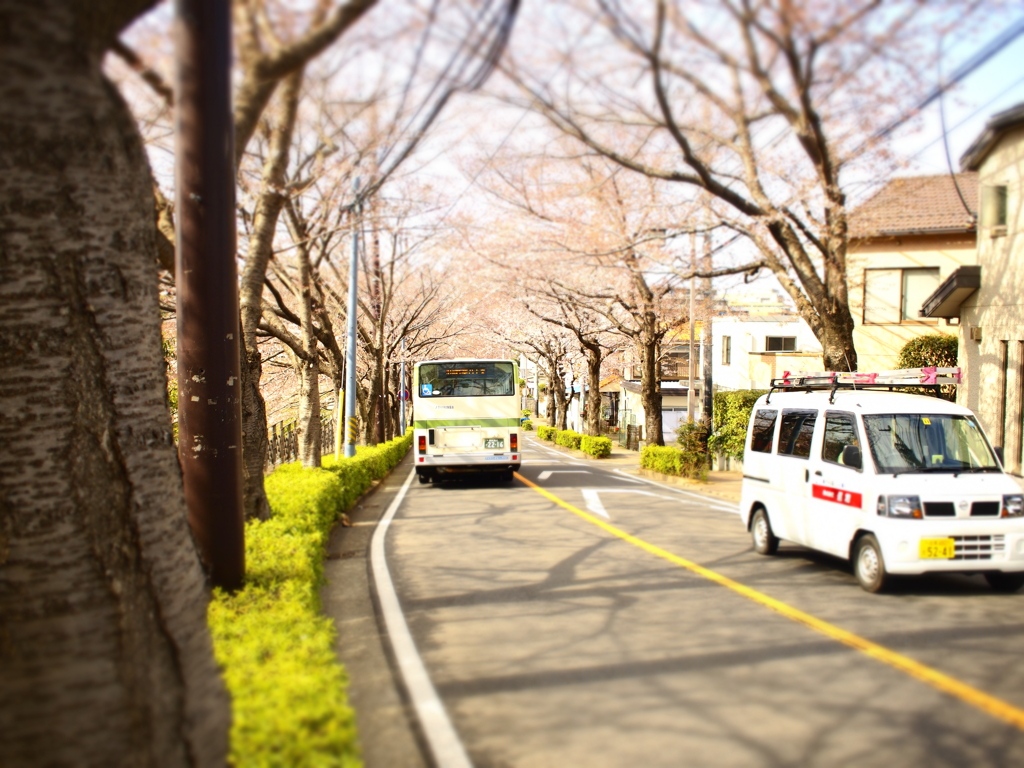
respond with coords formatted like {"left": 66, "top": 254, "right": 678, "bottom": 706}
{"left": 766, "top": 367, "right": 961, "bottom": 404}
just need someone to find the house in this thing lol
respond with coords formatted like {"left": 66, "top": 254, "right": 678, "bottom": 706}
{"left": 618, "top": 379, "right": 695, "bottom": 445}
{"left": 920, "top": 103, "right": 1024, "bottom": 476}
{"left": 847, "top": 173, "right": 978, "bottom": 372}
{"left": 712, "top": 314, "right": 823, "bottom": 391}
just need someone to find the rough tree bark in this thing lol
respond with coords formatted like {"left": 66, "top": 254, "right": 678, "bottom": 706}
{"left": 0, "top": 2, "right": 229, "bottom": 765}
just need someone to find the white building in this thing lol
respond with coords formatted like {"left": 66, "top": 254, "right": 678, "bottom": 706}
{"left": 712, "top": 315, "right": 824, "bottom": 391}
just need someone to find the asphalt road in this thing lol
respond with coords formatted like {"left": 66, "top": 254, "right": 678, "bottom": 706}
{"left": 338, "top": 436, "right": 1024, "bottom": 768}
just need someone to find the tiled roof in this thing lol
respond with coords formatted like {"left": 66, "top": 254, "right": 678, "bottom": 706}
{"left": 848, "top": 173, "right": 977, "bottom": 238}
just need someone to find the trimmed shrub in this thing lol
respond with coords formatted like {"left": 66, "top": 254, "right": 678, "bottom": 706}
{"left": 897, "top": 332, "right": 958, "bottom": 369}
{"left": 209, "top": 430, "right": 413, "bottom": 768}
{"left": 708, "top": 390, "right": 767, "bottom": 460}
{"left": 580, "top": 435, "right": 612, "bottom": 458}
{"left": 555, "top": 429, "right": 583, "bottom": 449}
{"left": 641, "top": 444, "right": 709, "bottom": 482}
{"left": 897, "top": 333, "right": 959, "bottom": 400}
{"left": 522, "top": 419, "right": 534, "bottom": 431}
{"left": 537, "top": 425, "right": 558, "bottom": 441}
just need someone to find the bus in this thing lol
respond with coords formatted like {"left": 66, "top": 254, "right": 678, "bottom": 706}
{"left": 412, "top": 359, "right": 522, "bottom": 483}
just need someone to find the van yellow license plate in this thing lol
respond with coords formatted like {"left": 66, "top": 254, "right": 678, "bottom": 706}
{"left": 484, "top": 438, "right": 504, "bottom": 449}
{"left": 919, "top": 538, "right": 955, "bottom": 559}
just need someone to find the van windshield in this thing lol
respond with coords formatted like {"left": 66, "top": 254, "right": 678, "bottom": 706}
{"left": 862, "top": 414, "right": 999, "bottom": 474}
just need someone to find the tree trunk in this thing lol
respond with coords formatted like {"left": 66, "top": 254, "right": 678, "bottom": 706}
{"left": 640, "top": 336, "right": 664, "bottom": 446}
{"left": 295, "top": 223, "right": 321, "bottom": 467}
{"left": 364, "top": 356, "right": 382, "bottom": 446}
{"left": 0, "top": 5, "right": 229, "bottom": 764}
{"left": 582, "top": 343, "right": 603, "bottom": 436}
{"left": 240, "top": 348, "right": 271, "bottom": 519}
{"left": 296, "top": 357, "right": 322, "bottom": 467}
{"left": 554, "top": 380, "right": 569, "bottom": 431}
{"left": 820, "top": 308, "right": 858, "bottom": 372}
{"left": 332, "top": 376, "right": 344, "bottom": 459}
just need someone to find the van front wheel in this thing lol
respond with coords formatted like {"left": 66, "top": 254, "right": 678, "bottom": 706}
{"left": 751, "top": 509, "right": 779, "bottom": 555}
{"left": 854, "top": 534, "right": 887, "bottom": 593}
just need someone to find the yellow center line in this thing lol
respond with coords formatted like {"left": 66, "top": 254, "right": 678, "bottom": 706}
{"left": 514, "top": 472, "right": 1024, "bottom": 730}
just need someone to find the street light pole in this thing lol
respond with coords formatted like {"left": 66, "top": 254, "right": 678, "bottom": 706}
{"left": 174, "top": 0, "right": 243, "bottom": 589}
{"left": 343, "top": 179, "right": 361, "bottom": 458}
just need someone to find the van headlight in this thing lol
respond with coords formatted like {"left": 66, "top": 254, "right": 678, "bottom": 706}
{"left": 1003, "top": 494, "right": 1024, "bottom": 518}
{"left": 881, "top": 495, "right": 923, "bottom": 519}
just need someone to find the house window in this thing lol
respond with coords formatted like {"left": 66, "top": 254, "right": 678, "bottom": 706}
{"left": 981, "top": 185, "right": 1007, "bottom": 228}
{"left": 765, "top": 336, "right": 796, "bottom": 352}
{"left": 863, "top": 268, "right": 940, "bottom": 324}
{"left": 722, "top": 336, "right": 732, "bottom": 365}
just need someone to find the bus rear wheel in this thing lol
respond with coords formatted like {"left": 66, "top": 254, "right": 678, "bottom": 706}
{"left": 416, "top": 471, "right": 432, "bottom": 484}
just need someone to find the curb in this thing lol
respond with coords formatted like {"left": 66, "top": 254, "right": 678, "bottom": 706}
{"left": 626, "top": 467, "right": 742, "bottom": 504}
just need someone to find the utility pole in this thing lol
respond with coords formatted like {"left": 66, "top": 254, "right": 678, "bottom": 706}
{"left": 343, "top": 179, "right": 361, "bottom": 458}
{"left": 174, "top": 0, "right": 243, "bottom": 590}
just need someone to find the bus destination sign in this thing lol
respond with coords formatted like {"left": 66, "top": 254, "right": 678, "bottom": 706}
{"left": 444, "top": 367, "right": 487, "bottom": 377}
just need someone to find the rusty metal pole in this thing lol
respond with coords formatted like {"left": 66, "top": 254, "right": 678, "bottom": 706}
{"left": 174, "top": 0, "right": 244, "bottom": 590}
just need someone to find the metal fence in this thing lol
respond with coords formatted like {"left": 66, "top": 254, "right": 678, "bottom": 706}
{"left": 621, "top": 424, "right": 642, "bottom": 452}
{"left": 266, "top": 414, "right": 337, "bottom": 470}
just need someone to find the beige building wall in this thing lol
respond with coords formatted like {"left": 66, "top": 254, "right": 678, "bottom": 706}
{"left": 847, "top": 234, "right": 973, "bottom": 373}
{"left": 958, "top": 124, "right": 1024, "bottom": 475}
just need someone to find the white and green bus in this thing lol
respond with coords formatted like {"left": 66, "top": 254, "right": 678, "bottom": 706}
{"left": 412, "top": 359, "right": 522, "bottom": 483}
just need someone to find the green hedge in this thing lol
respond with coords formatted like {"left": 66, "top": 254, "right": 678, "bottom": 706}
{"left": 708, "top": 390, "right": 766, "bottom": 460}
{"left": 580, "top": 435, "right": 612, "bottom": 458}
{"left": 641, "top": 444, "right": 709, "bottom": 482}
{"left": 537, "top": 425, "right": 557, "bottom": 441}
{"left": 522, "top": 419, "right": 534, "bottom": 431}
{"left": 209, "top": 430, "right": 413, "bottom": 767}
{"left": 555, "top": 429, "right": 583, "bottom": 449}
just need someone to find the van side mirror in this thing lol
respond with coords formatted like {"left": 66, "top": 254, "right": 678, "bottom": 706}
{"left": 841, "top": 444, "right": 862, "bottom": 470}
{"left": 995, "top": 446, "right": 1004, "bottom": 465}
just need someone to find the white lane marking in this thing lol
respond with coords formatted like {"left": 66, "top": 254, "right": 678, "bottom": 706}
{"left": 537, "top": 470, "right": 592, "bottom": 481}
{"left": 612, "top": 468, "right": 738, "bottom": 514}
{"left": 370, "top": 469, "right": 474, "bottom": 768}
{"left": 581, "top": 489, "right": 609, "bottom": 519}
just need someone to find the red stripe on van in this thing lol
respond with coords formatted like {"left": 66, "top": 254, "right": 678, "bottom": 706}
{"left": 812, "top": 484, "right": 862, "bottom": 508}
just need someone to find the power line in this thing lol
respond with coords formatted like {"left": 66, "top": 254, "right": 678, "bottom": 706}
{"left": 865, "top": 16, "right": 1024, "bottom": 147}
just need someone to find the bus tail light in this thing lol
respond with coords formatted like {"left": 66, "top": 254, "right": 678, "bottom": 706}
{"left": 418, "top": 436, "right": 426, "bottom": 453}
{"left": 510, "top": 433, "right": 518, "bottom": 451}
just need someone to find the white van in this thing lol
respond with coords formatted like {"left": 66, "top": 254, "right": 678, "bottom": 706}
{"left": 739, "top": 376, "right": 1024, "bottom": 593}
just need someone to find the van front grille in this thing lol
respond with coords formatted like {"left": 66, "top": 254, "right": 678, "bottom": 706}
{"left": 924, "top": 502, "right": 955, "bottom": 517}
{"left": 952, "top": 535, "right": 1005, "bottom": 560}
{"left": 970, "top": 501, "right": 1000, "bottom": 517}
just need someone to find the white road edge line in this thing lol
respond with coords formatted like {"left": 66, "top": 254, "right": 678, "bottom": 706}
{"left": 612, "top": 468, "right": 738, "bottom": 514}
{"left": 370, "top": 468, "right": 474, "bottom": 768}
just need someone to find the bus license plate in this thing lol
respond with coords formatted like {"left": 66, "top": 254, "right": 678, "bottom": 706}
{"left": 484, "top": 438, "right": 504, "bottom": 450}
{"left": 919, "top": 538, "right": 955, "bottom": 559}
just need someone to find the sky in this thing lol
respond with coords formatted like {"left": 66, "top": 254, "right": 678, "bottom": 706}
{"left": 891, "top": 22, "right": 1024, "bottom": 178}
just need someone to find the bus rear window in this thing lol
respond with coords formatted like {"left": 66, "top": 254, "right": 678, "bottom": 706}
{"left": 418, "top": 362, "right": 515, "bottom": 397}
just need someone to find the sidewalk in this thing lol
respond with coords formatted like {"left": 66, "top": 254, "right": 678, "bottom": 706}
{"left": 530, "top": 435, "right": 743, "bottom": 504}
